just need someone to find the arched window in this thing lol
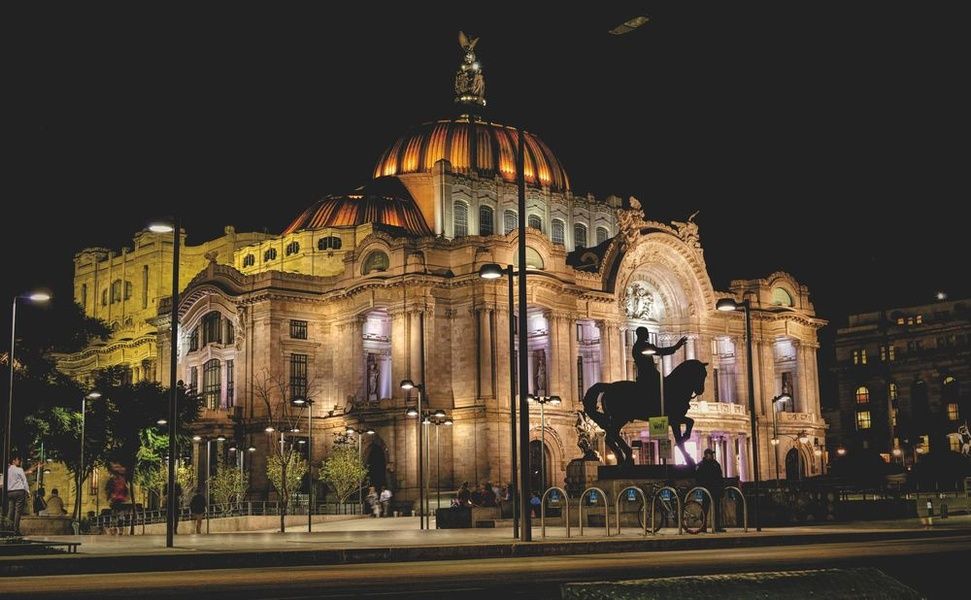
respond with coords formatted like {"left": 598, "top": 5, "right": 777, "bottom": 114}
{"left": 772, "top": 287, "right": 794, "bottom": 307}
{"left": 363, "top": 250, "right": 390, "bottom": 274}
{"left": 574, "top": 223, "right": 588, "bottom": 249}
{"left": 203, "top": 358, "right": 221, "bottom": 410}
{"left": 855, "top": 386, "right": 869, "bottom": 404}
{"left": 513, "top": 246, "right": 545, "bottom": 270}
{"left": 596, "top": 226, "right": 609, "bottom": 245}
{"left": 551, "top": 219, "right": 565, "bottom": 245}
{"left": 243, "top": 254, "right": 255, "bottom": 267}
{"left": 317, "top": 236, "right": 342, "bottom": 251}
{"left": 479, "top": 205, "right": 494, "bottom": 236}
{"left": 202, "top": 311, "right": 222, "bottom": 346}
{"left": 453, "top": 201, "right": 468, "bottom": 237}
{"left": 285, "top": 241, "right": 300, "bottom": 256}
{"left": 527, "top": 214, "right": 543, "bottom": 232}
{"left": 504, "top": 210, "right": 517, "bottom": 234}
{"left": 263, "top": 248, "right": 278, "bottom": 262}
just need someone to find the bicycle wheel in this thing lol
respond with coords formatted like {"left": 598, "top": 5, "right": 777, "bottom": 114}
{"left": 682, "top": 498, "right": 706, "bottom": 534}
{"left": 651, "top": 495, "right": 674, "bottom": 533}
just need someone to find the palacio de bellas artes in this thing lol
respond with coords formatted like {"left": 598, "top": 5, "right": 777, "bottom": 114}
{"left": 53, "top": 34, "right": 826, "bottom": 513}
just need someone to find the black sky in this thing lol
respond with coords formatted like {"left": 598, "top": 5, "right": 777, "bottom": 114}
{"left": 4, "top": 3, "right": 968, "bottom": 374}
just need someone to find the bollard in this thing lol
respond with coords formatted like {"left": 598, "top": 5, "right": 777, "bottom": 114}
{"left": 926, "top": 499, "right": 933, "bottom": 517}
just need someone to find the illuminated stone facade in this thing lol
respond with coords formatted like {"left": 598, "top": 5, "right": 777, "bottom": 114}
{"left": 58, "top": 40, "right": 828, "bottom": 509}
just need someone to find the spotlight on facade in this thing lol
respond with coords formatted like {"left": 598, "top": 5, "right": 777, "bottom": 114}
{"left": 478, "top": 263, "right": 504, "bottom": 280}
{"left": 770, "top": 437, "right": 781, "bottom": 446}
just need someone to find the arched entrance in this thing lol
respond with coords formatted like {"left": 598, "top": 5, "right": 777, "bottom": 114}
{"left": 365, "top": 444, "right": 388, "bottom": 490}
{"left": 785, "top": 447, "right": 804, "bottom": 481}
{"left": 528, "top": 440, "right": 553, "bottom": 493}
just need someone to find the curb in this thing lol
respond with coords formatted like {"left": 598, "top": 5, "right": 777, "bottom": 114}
{"left": 1, "top": 528, "right": 965, "bottom": 577}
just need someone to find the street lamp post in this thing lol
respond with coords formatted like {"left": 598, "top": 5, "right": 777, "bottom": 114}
{"left": 400, "top": 380, "right": 426, "bottom": 529}
{"left": 527, "top": 395, "right": 560, "bottom": 492}
{"left": 76, "top": 391, "right": 101, "bottom": 524}
{"left": 478, "top": 262, "right": 519, "bottom": 538}
{"left": 716, "top": 297, "right": 763, "bottom": 531}
{"left": 515, "top": 128, "right": 532, "bottom": 541}
{"left": 2, "top": 290, "right": 51, "bottom": 518}
{"left": 345, "top": 425, "right": 375, "bottom": 515}
{"left": 292, "top": 398, "right": 316, "bottom": 531}
{"left": 149, "top": 218, "right": 180, "bottom": 548}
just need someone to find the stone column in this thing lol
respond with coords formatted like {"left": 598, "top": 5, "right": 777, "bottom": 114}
{"left": 796, "top": 342, "right": 810, "bottom": 414}
{"left": 410, "top": 311, "right": 423, "bottom": 385}
{"left": 725, "top": 434, "right": 737, "bottom": 478}
{"left": 567, "top": 315, "right": 579, "bottom": 406}
{"left": 686, "top": 336, "right": 697, "bottom": 361}
{"left": 595, "top": 320, "right": 610, "bottom": 383}
{"left": 546, "top": 310, "right": 562, "bottom": 398}
{"left": 478, "top": 308, "right": 494, "bottom": 399}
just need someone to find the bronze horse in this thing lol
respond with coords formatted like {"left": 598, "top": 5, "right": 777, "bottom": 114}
{"left": 582, "top": 360, "right": 708, "bottom": 467}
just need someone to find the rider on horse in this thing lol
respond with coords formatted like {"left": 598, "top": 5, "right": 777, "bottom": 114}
{"left": 632, "top": 327, "right": 687, "bottom": 395}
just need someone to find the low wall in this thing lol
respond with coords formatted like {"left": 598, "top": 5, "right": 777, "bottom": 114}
{"left": 21, "top": 516, "right": 75, "bottom": 536}
{"left": 132, "top": 514, "right": 360, "bottom": 535}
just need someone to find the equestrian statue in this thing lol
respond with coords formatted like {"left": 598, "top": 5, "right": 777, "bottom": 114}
{"left": 582, "top": 327, "right": 708, "bottom": 467}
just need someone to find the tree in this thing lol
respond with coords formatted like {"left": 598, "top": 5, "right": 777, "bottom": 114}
{"left": 209, "top": 458, "right": 248, "bottom": 511}
{"left": 252, "top": 367, "right": 322, "bottom": 532}
{"left": 319, "top": 433, "right": 368, "bottom": 506}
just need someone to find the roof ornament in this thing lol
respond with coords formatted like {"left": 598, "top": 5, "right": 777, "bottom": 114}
{"left": 455, "top": 31, "right": 486, "bottom": 109}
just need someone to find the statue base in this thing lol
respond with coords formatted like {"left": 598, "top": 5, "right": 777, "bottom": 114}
{"left": 598, "top": 464, "right": 695, "bottom": 480}
{"left": 565, "top": 457, "right": 602, "bottom": 497}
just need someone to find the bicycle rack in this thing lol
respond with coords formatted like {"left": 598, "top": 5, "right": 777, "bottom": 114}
{"left": 724, "top": 485, "right": 748, "bottom": 532}
{"left": 651, "top": 486, "right": 683, "bottom": 535}
{"left": 540, "top": 486, "right": 571, "bottom": 539}
{"left": 614, "top": 486, "right": 648, "bottom": 536}
{"left": 684, "top": 486, "right": 717, "bottom": 534}
{"left": 579, "top": 486, "right": 610, "bottom": 537}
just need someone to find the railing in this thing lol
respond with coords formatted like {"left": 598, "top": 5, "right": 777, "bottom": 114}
{"left": 578, "top": 487, "right": 609, "bottom": 537}
{"left": 724, "top": 485, "right": 748, "bottom": 532}
{"left": 614, "top": 486, "right": 648, "bottom": 536}
{"left": 540, "top": 486, "right": 570, "bottom": 539}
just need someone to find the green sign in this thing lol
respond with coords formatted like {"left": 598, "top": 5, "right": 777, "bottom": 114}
{"left": 649, "top": 416, "right": 669, "bottom": 438}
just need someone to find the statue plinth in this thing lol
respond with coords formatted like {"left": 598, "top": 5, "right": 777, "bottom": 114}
{"left": 565, "top": 457, "right": 601, "bottom": 497}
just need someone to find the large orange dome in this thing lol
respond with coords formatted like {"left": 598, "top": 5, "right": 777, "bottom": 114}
{"left": 373, "top": 116, "right": 571, "bottom": 192}
{"left": 283, "top": 177, "right": 432, "bottom": 237}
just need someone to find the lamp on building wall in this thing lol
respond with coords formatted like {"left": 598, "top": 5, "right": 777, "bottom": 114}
{"left": 400, "top": 379, "right": 427, "bottom": 530}
{"left": 3, "top": 290, "right": 51, "bottom": 518}
{"left": 716, "top": 296, "right": 763, "bottom": 531}
{"left": 479, "top": 262, "right": 519, "bottom": 538}
{"left": 149, "top": 218, "right": 180, "bottom": 548}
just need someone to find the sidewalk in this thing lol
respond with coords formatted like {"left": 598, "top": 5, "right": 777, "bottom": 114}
{"left": 2, "top": 514, "right": 969, "bottom": 577}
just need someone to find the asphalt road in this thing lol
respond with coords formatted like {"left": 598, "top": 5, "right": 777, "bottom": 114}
{"left": 2, "top": 533, "right": 968, "bottom": 599}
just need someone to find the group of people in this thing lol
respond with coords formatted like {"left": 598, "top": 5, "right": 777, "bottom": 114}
{"left": 454, "top": 481, "right": 512, "bottom": 508}
{"left": 365, "top": 485, "right": 392, "bottom": 517}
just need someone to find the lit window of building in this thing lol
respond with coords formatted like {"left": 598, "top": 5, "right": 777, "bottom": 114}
{"left": 856, "top": 410, "right": 871, "bottom": 430}
{"left": 947, "top": 403, "right": 960, "bottom": 421}
{"left": 855, "top": 386, "right": 869, "bottom": 404}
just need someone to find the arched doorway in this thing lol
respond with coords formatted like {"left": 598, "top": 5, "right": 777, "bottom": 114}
{"left": 365, "top": 444, "right": 387, "bottom": 490}
{"left": 785, "top": 447, "right": 804, "bottom": 481}
{"left": 528, "top": 440, "right": 553, "bottom": 493}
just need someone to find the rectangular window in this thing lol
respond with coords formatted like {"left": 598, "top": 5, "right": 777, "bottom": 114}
{"left": 889, "top": 382, "right": 898, "bottom": 401}
{"left": 915, "top": 314, "right": 923, "bottom": 324}
{"left": 190, "top": 366, "right": 198, "bottom": 392}
{"left": 226, "top": 320, "right": 235, "bottom": 345}
{"left": 950, "top": 436, "right": 962, "bottom": 452}
{"left": 890, "top": 408, "right": 897, "bottom": 427}
{"left": 81, "top": 283, "right": 88, "bottom": 310}
{"left": 142, "top": 265, "right": 149, "bottom": 309}
{"left": 712, "top": 369, "right": 721, "bottom": 403}
{"left": 290, "top": 319, "right": 308, "bottom": 339}
{"left": 880, "top": 345, "right": 887, "bottom": 362}
{"left": 226, "top": 359, "right": 234, "bottom": 408}
{"left": 189, "top": 327, "right": 199, "bottom": 352}
{"left": 290, "top": 353, "right": 308, "bottom": 400}
{"left": 888, "top": 345, "right": 895, "bottom": 361}
{"left": 856, "top": 410, "right": 872, "bottom": 430}
{"left": 504, "top": 210, "right": 517, "bottom": 235}
{"left": 203, "top": 359, "right": 221, "bottom": 410}
{"left": 947, "top": 403, "right": 960, "bottom": 421}
{"left": 203, "top": 313, "right": 221, "bottom": 345}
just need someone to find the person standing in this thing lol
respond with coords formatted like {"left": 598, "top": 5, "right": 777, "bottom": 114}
{"left": 189, "top": 492, "right": 206, "bottom": 534}
{"left": 378, "top": 486, "right": 392, "bottom": 517}
{"left": 6, "top": 455, "right": 43, "bottom": 535}
{"left": 695, "top": 448, "right": 725, "bottom": 531}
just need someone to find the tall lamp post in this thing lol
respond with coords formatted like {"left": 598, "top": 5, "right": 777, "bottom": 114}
{"left": 769, "top": 393, "right": 792, "bottom": 483}
{"left": 514, "top": 128, "right": 532, "bottom": 541}
{"left": 428, "top": 412, "right": 452, "bottom": 520}
{"left": 527, "top": 395, "right": 559, "bottom": 492}
{"left": 400, "top": 380, "right": 426, "bottom": 529}
{"left": 291, "top": 398, "right": 316, "bottom": 531}
{"left": 345, "top": 425, "right": 375, "bottom": 515}
{"left": 149, "top": 219, "right": 180, "bottom": 548}
{"left": 716, "top": 297, "right": 763, "bottom": 531}
{"left": 478, "top": 263, "right": 519, "bottom": 538}
{"left": 3, "top": 290, "right": 51, "bottom": 517}
{"left": 76, "top": 391, "right": 101, "bottom": 523}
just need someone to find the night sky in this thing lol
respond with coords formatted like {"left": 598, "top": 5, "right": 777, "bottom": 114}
{"left": 4, "top": 3, "right": 967, "bottom": 400}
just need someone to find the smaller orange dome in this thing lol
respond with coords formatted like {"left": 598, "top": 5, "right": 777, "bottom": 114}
{"left": 283, "top": 177, "right": 432, "bottom": 237}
